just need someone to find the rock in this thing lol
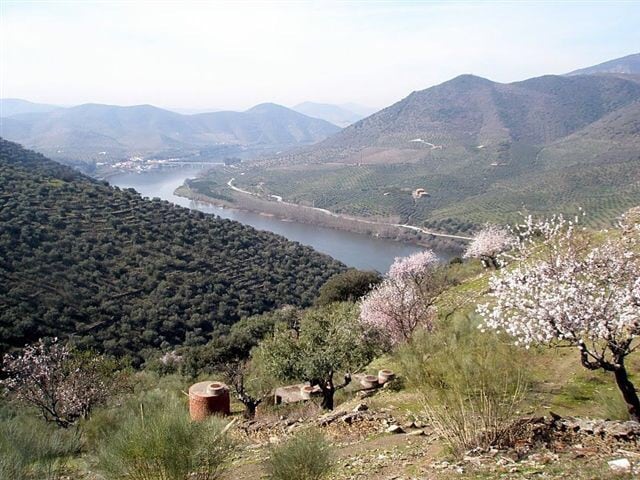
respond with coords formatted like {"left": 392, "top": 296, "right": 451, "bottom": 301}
{"left": 406, "top": 429, "right": 425, "bottom": 436}
{"left": 341, "top": 413, "right": 356, "bottom": 424}
{"left": 606, "top": 421, "right": 640, "bottom": 439}
{"left": 608, "top": 458, "right": 632, "bottom": 472}
{"left": 353, "top": 403, "right": 369, "bottom": 412}
{"left": 386, "top": 424, "right": 404, "bottom": 434}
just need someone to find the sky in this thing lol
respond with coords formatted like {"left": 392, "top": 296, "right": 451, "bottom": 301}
{"left": 1, "top": 1, "right": 639, "bottom": 112}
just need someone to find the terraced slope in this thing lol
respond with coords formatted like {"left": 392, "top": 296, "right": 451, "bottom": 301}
{"left": 0, "top": 139, "right": 344, "bottom": 358}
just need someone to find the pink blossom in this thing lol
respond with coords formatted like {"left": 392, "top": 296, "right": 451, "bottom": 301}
{"left": 360, "top": 278, "right": 436, "bottom": 346}
{"left": 360, "top": 250, "right": 441, "bottom": 346}
{"left": 388, "top": 250, "right": 438, "bottom": 280}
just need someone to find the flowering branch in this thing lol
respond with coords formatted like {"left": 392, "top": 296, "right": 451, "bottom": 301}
{"left": 360, "top": 251, "right": 444, "bottom": 346}
{"left": 478, "top": 212, "right": 640, "bottom": 421}
{"left": 1, "top": 339, "right": 122, "bottom": 428}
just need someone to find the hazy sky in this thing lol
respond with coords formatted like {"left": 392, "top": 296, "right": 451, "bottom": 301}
{"left": 1, "top": 1, "right": 638, "bottom": 111}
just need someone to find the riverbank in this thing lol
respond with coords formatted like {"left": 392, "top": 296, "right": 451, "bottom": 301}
{"left": 175, "top": 183, "right": 467, "bottom": 254}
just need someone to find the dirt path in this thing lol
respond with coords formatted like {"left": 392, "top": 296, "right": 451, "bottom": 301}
{"left": 223, "top": 431, "right": 436, "bottom": 480}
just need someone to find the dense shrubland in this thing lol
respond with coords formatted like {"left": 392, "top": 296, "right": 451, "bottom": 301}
{"left": 95, "top": 393, "right": 233, "bottom": 480}
{"left": 0, "top": 139, "right": 344, "bottom": 360}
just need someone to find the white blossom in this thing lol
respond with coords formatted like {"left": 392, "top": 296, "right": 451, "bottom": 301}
{"left": 478, "top": 212, "right": 640, "bottom": 421}
{"left": 1, "top": 339, "right": 119, "bottom": 427}
{"left": 464, "top": 224, "right": 516, "bottom": 268}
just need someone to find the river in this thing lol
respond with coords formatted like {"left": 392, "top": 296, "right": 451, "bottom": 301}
{"left": 108, "top": 167, "right": 450, "bottom": 273}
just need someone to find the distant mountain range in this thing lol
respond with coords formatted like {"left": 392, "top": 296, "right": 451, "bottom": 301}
{"left": 567, "top": 52, "right": 640, "bottom": 76}
{"left": 197, "top": 53, "right": 640, "bottom": 233}
{"left": 278, "top": 69, "right": 640, "bottom": 165}
{"left": 292, "top": 102, "right": 376, "bottom": 127}
{"left": 0, "top": 101, "right": 340, "bottom": 169}
{"left": 0, "top": 98, "right": 61, "bottom": 117}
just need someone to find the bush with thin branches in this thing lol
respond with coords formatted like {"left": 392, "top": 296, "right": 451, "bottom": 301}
{"left": 96, "top": 394, "right": 233, "bottom": 480}
{"left": 266, "top": 428, "right": 334, "bottom": 480}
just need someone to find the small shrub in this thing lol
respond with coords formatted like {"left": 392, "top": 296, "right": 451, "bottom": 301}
{"left": 266, "top": 428, "right": 334, "bottom": 480}
{"left": 96, "top": 394, "right": 233, "bottom": 480}
{"left": 395, "top": 313, "right": 531, "bottom": 456}
{"left": 315, "top": 269, "right": 382, "bottom": 306}
{"left": 395, "top": 313, "right": 529, "bottom": 394}
{"left": 423, "top": 378, "right": 527, "bottom": 456}
{"left": 0, "top": 414, "right": 81, "bottom": 480}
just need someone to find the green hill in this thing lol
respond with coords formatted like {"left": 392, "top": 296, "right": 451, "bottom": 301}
{"left": 189, "top": 67, "right": 640, "bottom": 234}
{"left": 0, "top": 139, "right": 344, "bottom": 359}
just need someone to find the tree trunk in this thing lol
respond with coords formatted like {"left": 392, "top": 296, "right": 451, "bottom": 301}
{"left": 320, "top": 387, "right": 334, "bottom": 410}
{"left": 613, "top": 363, "right": 640, "bottom": 423}
{"left": 243, "top": 401, "right": 258, "bottom": 419}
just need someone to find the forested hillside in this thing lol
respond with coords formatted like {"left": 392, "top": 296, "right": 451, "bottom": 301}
{"left": 0, "top": 139, "right": 344, "bottom": 359}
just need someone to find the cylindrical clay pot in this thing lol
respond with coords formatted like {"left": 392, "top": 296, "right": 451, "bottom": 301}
{"left": 360, "top": 374, "right": 379, "bottom": 389}
{"left": 300, "top": 385, "right": 315, "bottom": 400}
{"left": 378, "top": 369, "right": 395, "bottom": 384}
{"left": 188, "top": 381, "right": 231, "bottom": 421}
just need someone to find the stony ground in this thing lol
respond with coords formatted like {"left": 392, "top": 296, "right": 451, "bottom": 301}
{"left": 222, "top": 392, "right": 640, "bottom": 479}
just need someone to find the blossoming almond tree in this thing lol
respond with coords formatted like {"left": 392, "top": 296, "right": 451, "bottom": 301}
{"left": 478, "top": 213, "right": 640, "bottom": 422}
{"left": 464, "top": 224, "right": 516, "bottom": 269}
{"left": 360, "top": 250, "right": 443, "bottom": 346}
{"left": 1, "top": 339, "right": 120, "bottom": 427}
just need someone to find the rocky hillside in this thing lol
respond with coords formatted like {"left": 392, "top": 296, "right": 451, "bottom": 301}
{"left": 567, "top": 52, "right": 640, "bottom": 76}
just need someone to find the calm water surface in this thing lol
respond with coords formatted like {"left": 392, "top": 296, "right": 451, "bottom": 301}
{"left": 109, "top": 167, "right": 448, "bottom": 272}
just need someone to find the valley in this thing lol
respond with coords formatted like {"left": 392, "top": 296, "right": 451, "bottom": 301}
{"left": 2, "top": 2, "right": 640, "bottom": 477}
{"left": 108, "top": 167, "right": 445, "bottom": 272}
